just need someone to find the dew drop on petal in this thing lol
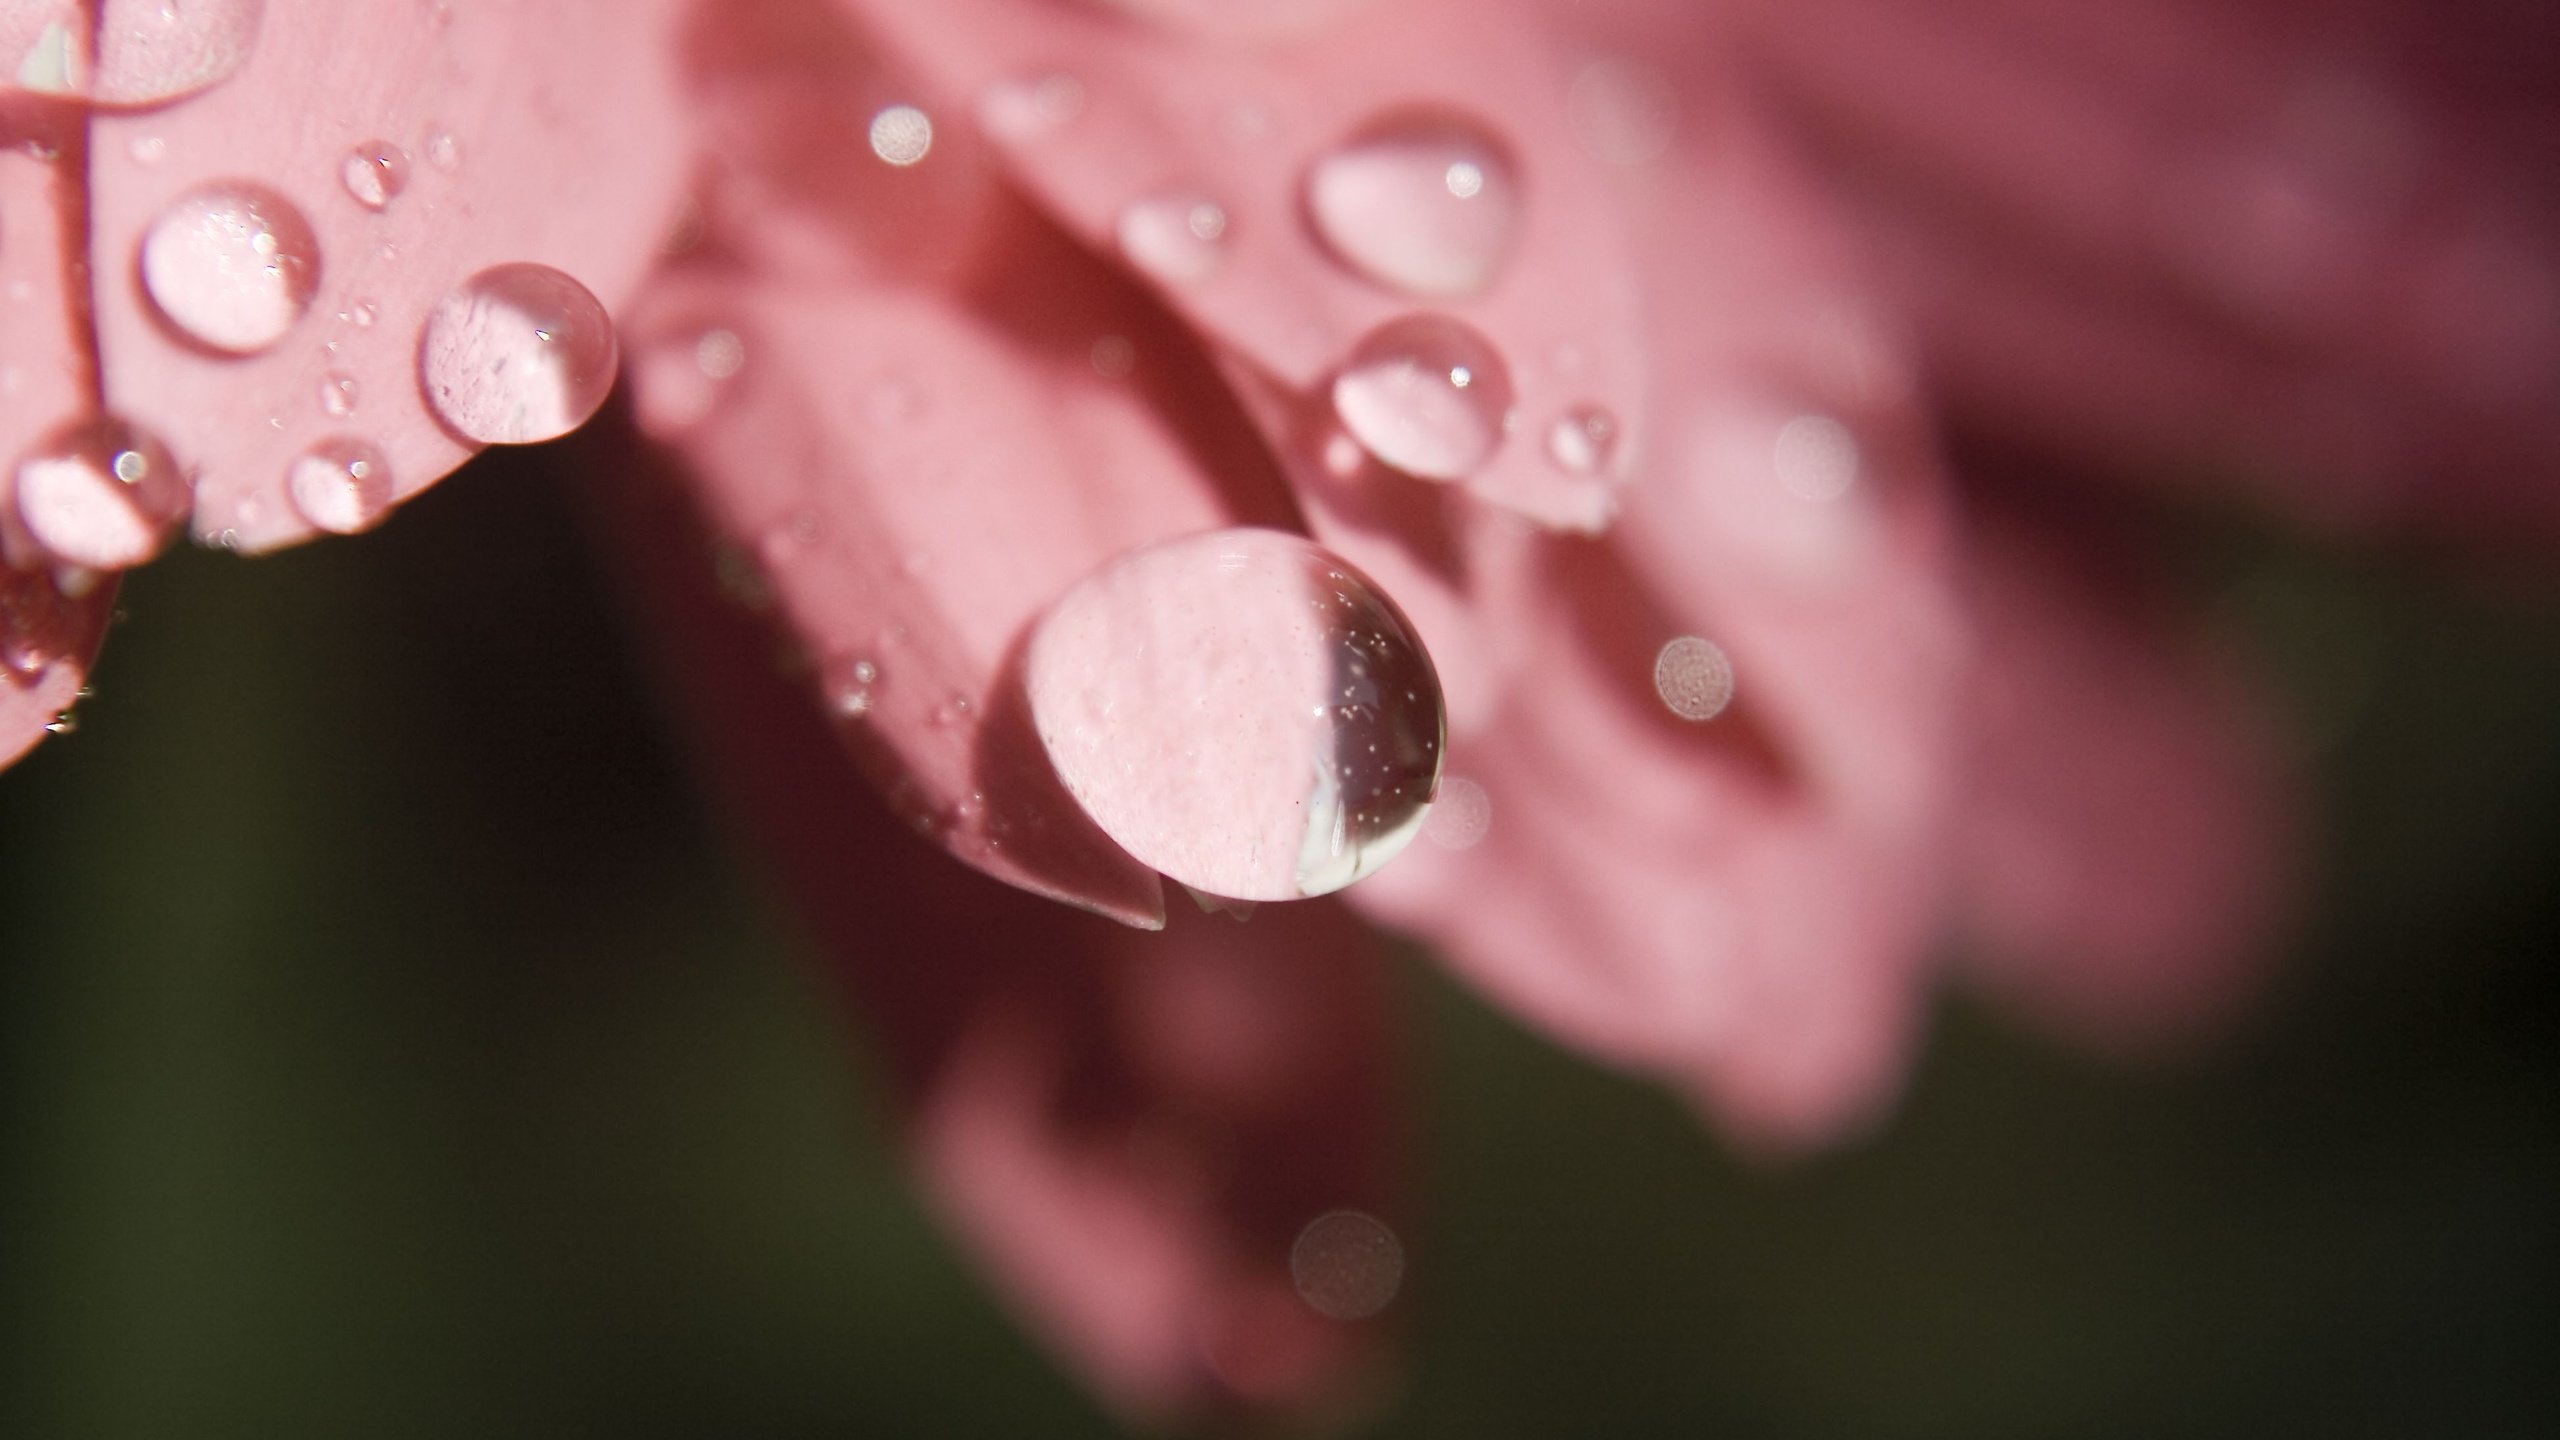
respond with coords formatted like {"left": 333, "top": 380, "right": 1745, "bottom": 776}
{"left": 1653, "top": 635, "right": 1735, "bottom": 722}
{"left": 1544, "top": 404, "right": 1620, "bottom": 476}
{"left": 423, "top": 128, "right": 462, "bottom": 172}
{"left": 1116, "top": 192, "right": 1229, "bottom": 286}
{"left": 1772, "top": 413, "right": 1859, "bottom": 501}
{"left": 1306, "top": 110, "right": 1517, "bottom": 298}
{"left": 339, "top": 140, "right": 411, "bottom": 211}
{"left": 139, "top": 182, "right": 321, "bottom": 355}
{"left": 285, "top": 436, "right": 393, "bottom": 535}
{"left": 419, "top": 262, "right": 618, "bottom": 444}
{"left": 1290, "top": 1210, "right": 1404, "bottom": 1320}
{"left": 1331, "top": 313, "right": 1514, "bottom": 481}
{"left": 867, "top": 103, "right": 934, "bottom": 166}
{"left": 317, "top": 370, "right": 359, "bottom": 417}
{"left": 125, "top": 134, "right": 165, "bottom": 166}
{"left": 89, "top": 0, "right": 262, "bottom": 106}
{"left": 12, "top": 417, "right": 188, "bottom": 571}
{"left": 1027, "top": 528, "right": 1443, "bottom": 902}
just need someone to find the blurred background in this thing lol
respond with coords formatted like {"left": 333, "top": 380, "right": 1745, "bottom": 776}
{"left": 2, "top": 435, "right": 2555, "bottom": 1438}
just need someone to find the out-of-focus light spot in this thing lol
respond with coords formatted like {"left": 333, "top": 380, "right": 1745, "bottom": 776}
{"left": 1569, "top": 57, "right": 1677, "bottom": 168}
{"left": 1773, "top": 413, "right": 1859, "bottom": 501}
{"left": 1422, "top": 774, "right": 1492, "bottom": 849}
{"left": 1291, "top": 1210, "right": 1404, "bottom": 1320}
{"left": 1653, "top": 635, "right": 1734, "bottom": 722}
{"left": 869, "top": 104, "right": 934, "bottom": 167}
{"left": 1444, "top": 159, "right": 1484, "bottom": 199}
{"left": 1089, "top": 333, "right": 1136, "bottom": 378}
{"left": 693, "top": 327, "right": 745, "bottom": 380}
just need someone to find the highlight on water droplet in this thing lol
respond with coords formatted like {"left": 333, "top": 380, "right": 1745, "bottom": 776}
{"left": 1772, "top": 413, "right": 1860, "bottom": 501}
{"left": 86, "top": 0, "right": 262, "bottom": 106}
{"left": 1306, "top": 109, "right": 1518, "bottom": 298}
{"left": 285, "top": 436, "right": 394, "bottom": 535}
{"left": 1331, "top": 313, "right": 1514, "bottom": 481}
{"left": 1545, "top": 404, "right": 1620, "bottom": 476}
{"left": 1653, "top": 635, "right": 1735, "bottom": 722}
{"left": 11, "top": 416, "right": 188, "bottom": 571}
{"left": 1116, "top": 192, "right": 1230, "bottom": 287}
{"left": 419, "top": 262, "right": 619, "bottom": 444}
{"left": 339, "top": 140, "right": 412, "bottom": 211}
{"left": 868, "top": 103, "right": 934, "bottom": 166}
{"left": 1026, "top": 528, "right": 1444, "bottom": 902}
{"left": 138, "top": 181, "right": 320, "bottom": 355}
{"left": 1290, "top": 1210, "right": 1405, "bottom": 1320}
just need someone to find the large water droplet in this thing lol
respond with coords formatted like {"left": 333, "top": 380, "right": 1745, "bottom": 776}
{"left": 1116, "top": 192, "right": 1230, "bottom": 287}
{"left": 339, "top": 140, "right": 412, "bottom": 210}
{"left": 1331, "top": 313, "right": 1514, "bottom": 480}
{"left": 419, "top": 262, "right": 618, "bottom": 444}
{"left": 1306, "top": 110, "right": 1517, "bottom": 298}
{"left": 286, "top": 436, "right": 393, "bottom": 535}
{"left": 1027, "top": 528, "right": 1443, "bottom": 901}
{"left": 89, "top": 0, "right": 262, "bottom": 106}
{"left": 11, "top": 417, "right": 187, "bottom": 571}
{"left": 138, "top": 182, "right": 321, "bottom": 355}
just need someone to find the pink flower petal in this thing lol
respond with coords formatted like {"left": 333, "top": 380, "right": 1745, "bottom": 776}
{"left": 840, "top": 0, "right": 1646, "bottom": 532}
{"left": 587, "top": 440, "right": 1403, "bottom": 1425}
{"left": 1949, "top": 497, "right": 2298, "bottom": 1054}
{"left": 79, "top": 0, "right": 693, "bottom": 553}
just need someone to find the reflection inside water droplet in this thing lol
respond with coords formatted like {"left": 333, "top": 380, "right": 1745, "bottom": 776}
{"left": 286, "top": 436, "right": 393, "bottom": 535}
{"left": 139, "top": 181, "right": 321, "bottom": 354}
{"left": 418, "top": 262, "right": 618, "bottom": 444}
{"left": 11, "top": 417, "right": 187, "bottom": 571}
{"left": 340, "top": 140, "right": 412, "bottom": 210}
{"left": 1306, "top": 109, "right": 1517, "bottom": 298}
{"left": 1027, "top": 529, "right": 1443, "bottom": 901}
{"left": 1332, "top": 313, "right": 1514, "bottom": 481}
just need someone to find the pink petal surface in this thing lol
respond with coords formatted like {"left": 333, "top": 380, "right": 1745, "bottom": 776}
{"left": 1728, "top": 0, "right": 2560, "bottom": 542}
{"left": 585, "top": 424, "right": 1403, "bottom": 1426}
{"left": 79, "top": 0, "right": 690, "bottom": 554}
{"left": 842, "top": 0, "right": 1646, "bottom": 532}
{"left": 1950, "top": 497, "right": 2297, "bottom": 1054}
{"left": 2, "top": 95, "right": 114, "bottom": 766}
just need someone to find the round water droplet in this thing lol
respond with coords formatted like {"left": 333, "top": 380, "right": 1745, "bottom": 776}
{"left": 423, "top": 128, "right": 462, "bottom": 172}
{"left": 419, "top": 262, "right": 619, "bottom": 444}
{"left": 1331, "top": 313, "right": 1514, "bottom": 481}
{"left": 868, "top": 103, "right": 934, "bottom": 167}
{"left": 138, "top": 182, "right": 321, "bottom": 355}
{"left": 1116, "top": 192, "right": 1229, "bottom": 286}
{"left": 1653, "top": 635, "right": 1734, "bottom": 722}
{"left": 339, "top": 140, "right": 412, "bottom": 210}
{"left": 1290, "top": 1211, "right": 1404, "bottom": 1320}
{"left": 1545, "top": 404, "right": 1620, "bottom": 476}
{"left": 89, "top": 0, "right": 262, "bottom": 105}
{"left": 11, "top": 417, "right": 187, "bottom": 571}
{"left": 126, "top": 134, "right": 166, "bottom": 165}
{"left": 317, "top": 370, "right": 359, "bottom": 416}
{"left": 285, "top": 436, "right": 393, "bottom": 535}
{"left": 1306, "top": 110, "right": 1517, "bottom": 298}
{"left": 1027, "top": 528, "right": 1443, "bottom": 901}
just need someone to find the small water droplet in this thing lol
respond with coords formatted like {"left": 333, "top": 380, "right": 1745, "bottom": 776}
{"left": 1544, "top": 404, "right": 1620, "bottom": 476}
{"left": 1653, "top": 635, "right": 1735, "bottom": 721}
{"left": 126, "top": 134, "right": 166, "bottom": 165}
{"left": 343, "top": 300, "right": 376, "bottom": 328}
{"left": 317, "top": 370, "right": 360, "bottom": 416}
{"left": 11, "top": 417, "right": 188, "bottom": 571}
{"left": 423, "top": 127, "right": 462, "bottom": 171}
{"left": 1772, "top": 413, "right": 1859, "bottom": 501}
{"left": 1290, "top": 1210, "right": 1404, "bottom": 1320}
{"left": 1116, "top": 192, "right": 1230, "bottom": 286}
{"left": 1306, "top": 110, "right": 1517, "bottom": 298}
{"left": 43, "top": 710, "right": 77, "bottom": 735}
{"left": 285, "top": 436, "right": 394, "bottom": 535}
{"left": 868, "top": 103, "right": 934, "bottom": 166}
{"left": 139, "top": 182, "right": 321, "bottom": 355}
{"left": 339, "top": 140, "right": 412, "bottom": 210}
{"left": 419, "top": 262, "right": 618, "bottom": 444}
{"left": 978, "top": 72, "right": 1085, "bottom": 141}
{"left": 1331, "top": 313, "right": 1514, "bottom": 480}
{"left": 1027, "top": 528, "right": 1443, "bottom": 900}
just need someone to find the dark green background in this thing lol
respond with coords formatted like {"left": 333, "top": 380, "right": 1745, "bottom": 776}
{"left": 3, "top": 445, "right": 2554, "bottom": 1438}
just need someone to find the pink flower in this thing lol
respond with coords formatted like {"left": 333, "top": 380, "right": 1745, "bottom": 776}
{"left": 4, "top": 0, "right": 2552, "bottom": 1426}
